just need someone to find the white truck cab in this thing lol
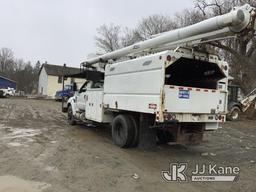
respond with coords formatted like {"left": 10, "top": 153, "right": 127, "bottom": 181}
{"left": 68, "top": 80, "right": 109, "bottom": 123}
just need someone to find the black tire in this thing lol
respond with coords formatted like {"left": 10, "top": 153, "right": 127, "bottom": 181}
{"left": 112, "top": 115, "right": 135, "bottom": 148}
{"left": 228, "top": 106, "right": 241, "bottom": 121}
{"left": 67, "top": 105, "right": 76, "bottom": 125}
{"left": 129, "top": 115, "right": 139, "bottom": 148}
{"left": 157, "top": 130, "right": 174, "bottom": 144}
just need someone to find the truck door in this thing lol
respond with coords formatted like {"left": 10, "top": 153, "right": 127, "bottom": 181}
{"left": 76, "top": 82, "right": 88, "bottom": 111}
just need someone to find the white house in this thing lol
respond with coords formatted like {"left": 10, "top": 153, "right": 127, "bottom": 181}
{"left": 38, "top": 63, "right": 85, "bottom": 98}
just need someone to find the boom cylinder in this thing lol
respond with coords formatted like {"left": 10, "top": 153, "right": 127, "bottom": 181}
{"left": 84, "top": 4, "right": 255, "bottom": 66}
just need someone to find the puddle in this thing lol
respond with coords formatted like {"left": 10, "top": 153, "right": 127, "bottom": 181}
{"left": 0, "top": 176, "right": 50, "bottom": 192}
{"left": 2, "top": 128, "right": 41, "bottom": 140}
{"left": 44, "top": 166, "right": 57, "bottom": 172}
{"left": 0, "top": 124, "right": 6, "bottom": 130}
{"left": 7, "top": 142, "right": 22, "bottom": 147}
{"left": 0, "top": 126, "right": 41, "bottom": 147}
{"left": 0, "top": 127, "right": 40, "bottom": 140}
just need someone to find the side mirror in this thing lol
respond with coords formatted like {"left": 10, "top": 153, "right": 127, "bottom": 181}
{"left": 72, "top": 82, "right": 77, "bottom": 92}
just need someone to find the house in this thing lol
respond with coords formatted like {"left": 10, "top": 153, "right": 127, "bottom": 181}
{"left": 0, "top": 74, "right": 17, "bottom": 89}
{"left": 38, "top": 63, "right": 85, "bottom": 98}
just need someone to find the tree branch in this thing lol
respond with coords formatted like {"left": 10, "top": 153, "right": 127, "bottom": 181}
{"left": 246, "top": 37, "right": 256, "bottom": 57}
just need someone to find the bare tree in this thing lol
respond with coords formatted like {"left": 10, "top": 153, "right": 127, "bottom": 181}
{"left": 121, "top": 27, "right": 140, "bottom": 47}
{"left": 0, "top": 48, "right": 14, "bottom": 73}
{"left": 135, "top": 15, "right": 177, "bottom": 40}
{"left": 95, "top": 24, "right": 122, "bottom": 53}
{"left": 0, "top": 47, "right": 41, "bottom": 94}
{"left": 175, "top": 8, "right": 205, "bottom": 27}
{"left": 95, "top": 15, "right": 177, "bottom": 52}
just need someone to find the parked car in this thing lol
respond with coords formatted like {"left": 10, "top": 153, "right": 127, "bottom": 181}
{"left": 55, "top": 85, "right": 74, "bottom": 101}
{"left": 0, "top": 87, "right": 15, "bottom": 98}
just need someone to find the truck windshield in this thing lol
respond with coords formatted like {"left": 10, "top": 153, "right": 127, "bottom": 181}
{"left": 165, "top": 57, "right": 226, "bottom": 89}
{"left": 64, "top": 85, "right": 72, "bottom": 90}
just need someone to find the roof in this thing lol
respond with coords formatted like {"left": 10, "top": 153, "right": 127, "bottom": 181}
{"left": 39, "top": 64, "right": 82, "bottom": 76}
{"left": 64, "top": 70, "right": 104, "bottom": 81}
{"left": 0, "top": 73, "right": 17, "bottom": 83}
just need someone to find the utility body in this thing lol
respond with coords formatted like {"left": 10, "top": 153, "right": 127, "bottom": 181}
{"left": 67, "top": 4, "right": 256, "bottom": 148}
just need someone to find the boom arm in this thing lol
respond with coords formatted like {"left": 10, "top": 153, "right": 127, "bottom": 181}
{"left": 241, "top": 88, "right": 256, "bottom": 112}
{"left": 83, "top": 4, "right": 256, "bottom": 67}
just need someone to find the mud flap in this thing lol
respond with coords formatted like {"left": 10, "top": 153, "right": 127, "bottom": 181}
{"left": 138, "top": 114, "right": 156, "bottom": 149}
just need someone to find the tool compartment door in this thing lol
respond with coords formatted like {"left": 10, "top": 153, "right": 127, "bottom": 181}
{"left": 164, "top": 86, "right": 221, "bottom": 114}
{"left": 85, "top": 89, "right": 104, "bottom": 122}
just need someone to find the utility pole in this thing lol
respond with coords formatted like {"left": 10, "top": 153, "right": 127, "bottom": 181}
{"left": 62, "top": 63, "right": 67, "bottom": 112}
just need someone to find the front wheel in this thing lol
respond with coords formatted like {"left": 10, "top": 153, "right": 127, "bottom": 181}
{"left": 67, "top": 105, "right": 76, "bottom": 125}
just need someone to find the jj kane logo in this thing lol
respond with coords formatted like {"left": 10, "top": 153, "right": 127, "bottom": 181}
{"left": 162, "top": 163, "right": 240, "bottom": 182}
{"left": 162, "top": 163, "right": 188, "bottom": 182}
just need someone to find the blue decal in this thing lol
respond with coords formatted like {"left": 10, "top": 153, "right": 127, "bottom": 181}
{"left": 179, "top": 90, "right": 190, "bottom": 99}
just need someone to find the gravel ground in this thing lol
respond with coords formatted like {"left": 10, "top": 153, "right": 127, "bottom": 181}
{"left": 0, "top": 98, "right": 255, "bottom": 192}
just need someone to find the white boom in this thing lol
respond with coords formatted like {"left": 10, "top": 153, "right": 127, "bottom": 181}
{"left": 84, "top": 4, "right": 256, "bottom": 67}
{"left": 241, "top": 88, "right": 256, "bottom": 112}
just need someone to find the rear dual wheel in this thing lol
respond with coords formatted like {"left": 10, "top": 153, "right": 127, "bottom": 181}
{"left": 112, "top": 115, "right": 139, "bottom": 148}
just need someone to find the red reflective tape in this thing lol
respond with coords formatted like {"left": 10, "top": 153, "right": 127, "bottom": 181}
{"left": 188, "top": 88, "right": 193, "bottom": 91}
{"left": 179, "top": 87, "right": 184, "bottom": 90}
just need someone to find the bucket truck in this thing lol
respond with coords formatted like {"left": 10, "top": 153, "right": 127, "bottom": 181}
{"left": 67, "top": 4, "right": 256, "bottom": 148}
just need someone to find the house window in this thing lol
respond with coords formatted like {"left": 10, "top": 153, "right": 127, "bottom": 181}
{"left": 58, "top": 76, "right": 62, "bottom": 84}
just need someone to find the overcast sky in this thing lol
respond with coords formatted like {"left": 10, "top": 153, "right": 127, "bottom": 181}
{"left": 0, "top": 0, "right": 193, "bottom": 67}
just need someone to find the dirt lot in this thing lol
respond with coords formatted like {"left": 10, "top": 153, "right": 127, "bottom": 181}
{"left": 0, "top": 98, "right": 255, "bottom": 192}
